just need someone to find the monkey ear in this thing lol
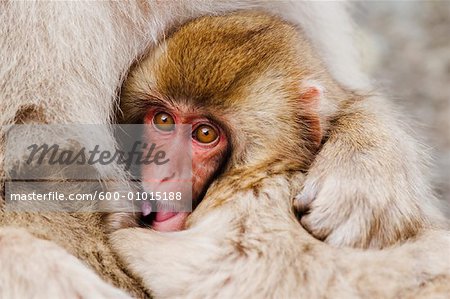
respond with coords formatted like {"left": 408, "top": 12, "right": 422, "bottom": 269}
{"left": 299, "top": 80, "right": 324, "bottom": 104}
{"left": 298, "top": 80, "right": 324, "bottom": 149}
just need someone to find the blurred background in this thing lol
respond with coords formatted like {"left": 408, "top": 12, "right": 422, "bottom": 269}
{"left": 355, "top": 1, "right": 450, "bottom": 209}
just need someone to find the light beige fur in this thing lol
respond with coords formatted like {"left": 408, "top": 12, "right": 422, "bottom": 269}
{"left": 0, "top": 227, "right": 131, "bottom": 299}
{"left": 110, "top": 12, "right": 450, "bottom": 298}
{"left": 1, "top": 1, "right": 447, "bottom": 298}
{"left": 111, "top": 172, "right": 450, "bottom": 298}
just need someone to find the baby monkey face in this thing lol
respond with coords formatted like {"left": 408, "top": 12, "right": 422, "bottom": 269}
{"left": 139, "top": 105, "right": 229, "bottom": 232}
{"left": 120, "top": 12, "right": 322, "bottom": 232}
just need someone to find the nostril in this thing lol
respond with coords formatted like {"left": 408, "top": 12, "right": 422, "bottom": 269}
{"left": 161, "top": 172, "right": 175, "bottom": 182}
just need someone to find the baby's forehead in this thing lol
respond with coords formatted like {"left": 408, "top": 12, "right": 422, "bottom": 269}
{"left": 151, "top": 14, "right": 300, "bottom": 102}
{"left": 163, "top": 12, "right": 299, "bottom": 67}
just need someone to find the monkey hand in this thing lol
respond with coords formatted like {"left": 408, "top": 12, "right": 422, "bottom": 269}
{"left": 0, "top": 227, "right": 131, "bottom": 299}
{"left": 294, "top": 110, "right": 446, "bottom": 248}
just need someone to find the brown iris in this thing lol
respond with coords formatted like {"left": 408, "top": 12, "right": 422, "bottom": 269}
{"left": 193, "top": 124, "right": 218, "bottom": 144}
{"left": 153, "top": 112, "right": 175, "bottom": 131}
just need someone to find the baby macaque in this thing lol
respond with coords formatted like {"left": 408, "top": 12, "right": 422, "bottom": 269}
{"left": 109, "top": 12, "right": 450, "bottom": 298}
{"left": 112, "top": 10, "right": 327, "bottom": 233}
{"left": 111, "top": 10, "right": 446, "bottom": 246}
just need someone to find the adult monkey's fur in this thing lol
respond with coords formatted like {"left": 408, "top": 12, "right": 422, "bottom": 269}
{"left": 0, "top": 1, "right": 446, "bottom": 298}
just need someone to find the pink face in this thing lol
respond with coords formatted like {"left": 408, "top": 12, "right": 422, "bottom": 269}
{"left": 140, "top": 107, "right": 228, "bottom": 232}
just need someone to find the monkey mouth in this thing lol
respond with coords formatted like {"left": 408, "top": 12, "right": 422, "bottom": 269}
{"left": 140, "top": 201, "right": 189, "bottom": 232}
{"left": 152, "top": 212, "right": 189, "bottom": 232}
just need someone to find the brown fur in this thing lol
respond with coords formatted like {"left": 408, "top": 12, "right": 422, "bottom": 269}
{"left": 120, "top": 12, "right": 338, "bottom": 171}
{"left": 0, "top": 212, "right": 147, "bottom": 297}
{"left": 110, "top": 13, "right": 450, "bottom": 298}
{"left": 117, "top": 12, "right": 447, "bottom": 248}
{"left": 2, "top": 1, "right": 362, "bottom": 296}
{"left": 1, "top": 1, "right": 447, "bottom": 297}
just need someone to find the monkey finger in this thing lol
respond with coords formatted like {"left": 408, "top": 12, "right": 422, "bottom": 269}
{"left": 141, "top": 201, "right": 152, "bottom": 217}
{"left": 300, "top": 213, "right": 332, "bottom": 241}
{"left": 293, "top": 184, "right": 317, "bottom": 213}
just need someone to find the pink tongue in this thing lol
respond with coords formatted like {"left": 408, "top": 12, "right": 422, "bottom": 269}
{"left": 155, "top": 211, "right": 177, "bottom": 222}
{"left": 152, "top": 212, "right": 189, "bottom": 232}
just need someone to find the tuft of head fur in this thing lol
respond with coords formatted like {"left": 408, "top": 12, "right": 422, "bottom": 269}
{"left": 121, "top": 12, "right": 335, "bottom": 175}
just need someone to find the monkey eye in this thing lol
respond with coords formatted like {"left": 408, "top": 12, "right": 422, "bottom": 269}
{"left": 192, "top": 124, "right": 219, "bottom": 144}
{"left": 153, "top": 112, "right": 175, "bottom": 132}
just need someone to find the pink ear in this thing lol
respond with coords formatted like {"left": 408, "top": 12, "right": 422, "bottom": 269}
{"left": 301, "top": 87, "right": 320, "bottom": 101}
{"left": 298, "top": 80, "right": 324, "bottom": 150}
{"left": 299, "top": 80, "right": 324, "bottom": 104}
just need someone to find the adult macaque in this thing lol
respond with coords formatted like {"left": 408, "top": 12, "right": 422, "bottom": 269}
{"left": 110, "top": 12, "right": 450, "bottom": 298}
{"left": 0, "top": 1, "right": 446, "bottom": 298}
